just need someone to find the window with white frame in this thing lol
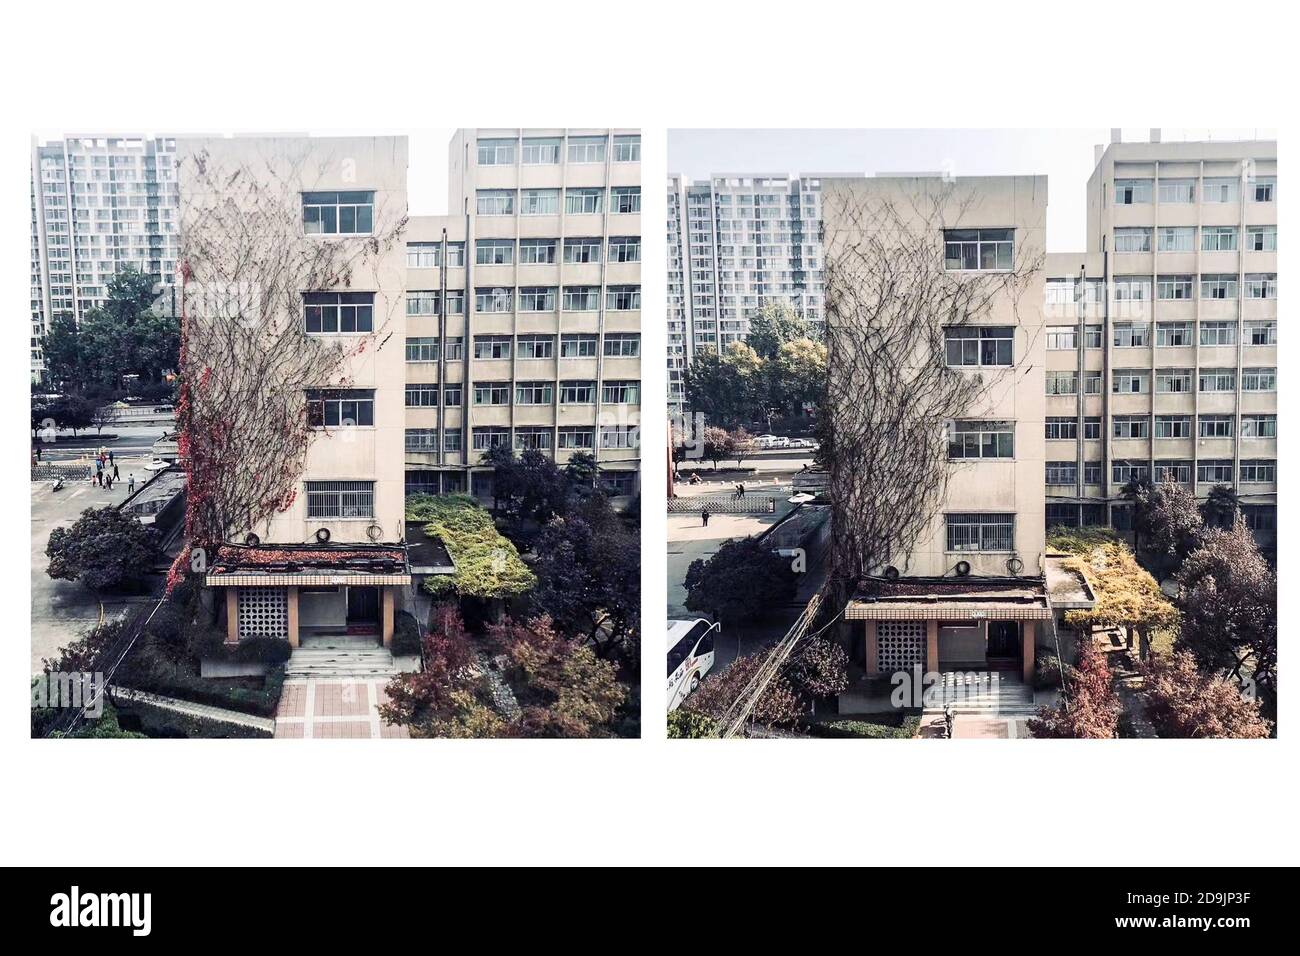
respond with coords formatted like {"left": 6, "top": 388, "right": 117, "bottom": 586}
{"left": 1247, "top": 225, "right": 1277, "bottom": 252}
{"left": 1114, "top": 179, "right": 1152, "bottom": 204}
{"left": 476, "top": 239, "right": 513, "bottom": 266}
{"left": 305, "top": 480, "right": 374, "bottom": 519}
{"left": 520, "top": 189, "right": 560, "bottom": 215}
{"left": 1114, "top": 323, "right": 1150, "bottom": 347}
{"left": 611, "top": 186, "right": 641, "bottom": 214}
{"left": 1045, "top": 371, "right": 1077, "bottom": 395}
{"left": 446, "top": 243, "right": 466, "bottom": 267}
{"left": 948, "top": 419, "right": 1014, "bottom": 460}
{"left": 1241, "top": 414, "right": 1277, "bottom": 438}
{"left": 1242, "top": 367, "right": 1276, "bottom": 391}
{"left": 521, "top": 137, "right": 561, "bottom": 165}
{"left": 405, "top": 384, "right": 439, "bottom": 408}
{"left": 1157, "top": 275, "right": 1193, "bottom": 300}
{"left": 612, "top": 135, "right": 640, "bottom": 162}
{"left": 303, "top": 292, "right": 374, "bottom": 334}
{"left": 1114, "top": 227, "right": 1152, "bottom": 253}
{"left": 517, "top": 334, "right": 554, "bottom": 359}
{"left": 1113, "top": 276, "right": 1151, "bottom": 300}
{"left": 472, "top": 427, "right": 510, "bottom": 451}
{"left": 560, "top": 380, "right": 596, "bottom": 404}
{"left": 443, "top": 336, "right": 464, "bottom": 360}
{"left": 1113, "top": 460, "right": 1149, "bottom": 485}
{"left": 405, "top": 429, "right": 439, "bottom": 452}
{"left": 1085, "top": 325, "right": 1103, "bottom": 348}
{"left": 518, "top": 287, "right": 557, "bottom": 312}
{"left": 946, "top": 513, "right": 1015, "bottom": 552}
{"left": 514, "top": 381, "right": 553, "bottom": 405}
{"left": 475, "top": 287, "right": 512, "bottom": 313}
{"left": 514, "top": 428, "right": 552, "bottom": 451}
{"left": 1200, "top": 321, "right": 1236, "bottom": 347}
{"left": 1112, "top": 369, "right": 1149, "bottom": 394}
{"left": 473, "top": 382, "right": 510, "bottom": 406}
{"left": 473, "top": 335, "right": 511, "bottom": 360}
{"left": 943, "top": 228, "right": 1014, "bottom": 271}
{"left": 1156, "top": 322, "right": 1192, "bottom": 347}
{"left": 442, "top": 384, "right": 462, "bottom": 407}
{"left": 1245, "top": 273, "right": 1277, "bottom": 299}
{"left": 560, "top": 334, "right": 598, "bottom": 358}
{"left": 558, "top": 426, "right": 595, "bottom": 449}
{"left": 1045, "top": 417, "right": 1077, "bottom": 440}
{"left": 405, "top": 337, "right": 438, "bottom": 362}
{"left": 1045, "top": 461, "right": 1076, "bottom": 485}
{"left": 305, "top": 388, "right": 374, "bottom": 427}
{"left": 1199, "top": 368, "right": 1235, "bottom": 392}
{"left": 476, "top": 190, "right": 514, "bottom": 216}
{"left": 1154, "top": 460, "right": 1192, "bottom": 484}
{"left": 1156, "top": 368, "right": 1192, "bottom": 393}
{"left": 600, "top": 470, "right": 637, "bottom": 497}
{"left": 606, "top": 285, "right": 640, "bottom": 310}
{"left": 562, "top": 286, "right": 599, "bottom": 311}
{"left": 1200, "top": 274, "right": 1237, "bottom": 300}
{"left": 1243, "top": 506, "right": 1276, "bottom": 531}
{"left": 567, "top": 136, "right": 607, "bottom": 163}
{"left": 565, "top": 188, "right": 603, "bottom": 215}
{"left": 519, "top": 239, "right": 557, "bottom": 264}
{"left": 1202, "top": 225, "right": 1238, "bottom": 252}
{"left": 1197, "top": 460, "right": 1233, "bottom": 484}
{"left": 944, "top": 326, "right": 1013, "bottom": 367}
{"left": 1156, "top": 415, "right": 1191, "bottom": 439}
{"left": 407, "top": 243, "right": 441, "bottom": 268}
{"left": 602, "top": 380, "right": 639, "bottom": 404}
{"left": 1202, "top": 178, "right": 1239, "bottom": 203}
{"left": 608, "top": 236, "right": 640, "bottom": 262}
{"left": 477, "top": 139, "right": 516, "bottom": 165}
{"left": 1158, "top": 179, "right": 1195, "bottom": 203}
{"left": 1157, "top": 226, "right": 1195, "bottom": 252}
{"left": 302, "top": 191, "right": 374, "bottom": 235}
{"left": 564, "top": 237, "right": 602, "bottom": 263}
{"left": 599, "top": 425, "right": 639, "bottom": 449}
{"left": 1251, "top": 177, "right": 1276, "bottom": 202}
{"left": 603, "top": 333, "right": 640, "bottom": 357}
{"left": 1113, "top": 416, "right": 1148, "bottom": 439}
{"left": 1084, "top": 461, "right": 1102, "bottom": 484}
{"left": 1046, "top": 327, "right": 1078, "bottom": 350}
{"left": 1198, "top": 415, "right": 1233, "bottom": 439}
{"left": 407, "top": 292, "right": 439, "bottom": 316}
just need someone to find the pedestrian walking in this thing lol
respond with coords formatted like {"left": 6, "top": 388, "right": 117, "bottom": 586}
{"left": 738, "top": 483, "right": 746, "bottom": 499}
{"left": 128, "top": 473, "right": 136, "bottom": 495}
{"left": 35, "top": 446, "right": 42, "bottom": 462}
{"left": 108, "top": 451, "right": 115, "bottom": 465}
{"left": 105, "top": 473, "right": 113, "bottom": 491}
{"left": 701, "top": 509, "right": 711, "bottom": 527}
{"left": 113, "top": 464, "right": 120, "bottom": 481}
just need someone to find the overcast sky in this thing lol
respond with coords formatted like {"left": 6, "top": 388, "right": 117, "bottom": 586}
{"left": 669, "top": 128, "right": 1274, "bottom": 253}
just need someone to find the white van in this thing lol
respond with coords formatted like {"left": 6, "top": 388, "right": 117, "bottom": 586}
{"left": 667, "top": 618, "right": 719, "bottom": 712}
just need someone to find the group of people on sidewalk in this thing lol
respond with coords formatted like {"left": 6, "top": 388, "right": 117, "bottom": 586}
{"left": 91, "top": 449, "right": 134, "bottom": 494}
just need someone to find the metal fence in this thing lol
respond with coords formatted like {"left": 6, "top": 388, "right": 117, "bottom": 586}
{"left": 667, "top": 495, "right": 776, "bottom": 515}
{"left": 31, "top": 463, "right": 91, "bottom": 482}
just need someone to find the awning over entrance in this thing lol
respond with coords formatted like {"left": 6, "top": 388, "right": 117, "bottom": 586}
{"left": 204, "top": 543, "right": 411, "bottom": 587}
{"left": 844, "top": 576, "right": 1052, "bottom": 621}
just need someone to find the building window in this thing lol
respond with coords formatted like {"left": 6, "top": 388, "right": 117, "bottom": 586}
{"left": 611, "top": 187, "right": 641, "bottom": 214}
{"left": 405, "top": 384, "right": 439, "bottom": 408}
{"left": 946, "top": 513, "right": 1014, "bottom": 552}
{"left": 1112, "top": 460, "right": 1149, "bottom": 485}
{"left": 558, "top": 427, "right": 595, "bottom": 449}
{"left": 561, "top": 334, "right": 598, "bottom": 358}
{"left": 1045, "top": 371, "right": 1077, "bottom": 396}
{"left": 567, "top": 136, "right": 606, "bottom": 164}
{"left": 407, "top": 243, "right": 441, "bottom": 268}
{"left": 1198, "top": 460, "right": 1234, "bottom": 483}
{"left": 1202, "top": 225, "right": 1238, "bottom": 252}
{"left": 608, "top": 236, "right": 640, "bottom": 262}
{"left": 1114, "top": 227, "right": 1152, "bottom": 253}
{"left": 1200, "top": 321, "right": 1236, "bottom": 347}
{"left": 1198, "top": 415, "right": 1233, "bottom": 439}
{"left": 599, "top": 425, "right": 639, "bottom": 449}
{"left": 473, "top": 382, "right": 510, "bottom": 406}
{"left": 1154, "top": 460, "right": 1192, "bottom": 484}
{"left": 302, "top": 191, "right": 374, "bottom": 235}
{"left": 1113, "top": 416, "right": 1148, "bottom": 439}
{"left": 514, "top": 427, "right": 552, "bottom": 451}
{"left": 446, "top": 243, "right": 466, "bottom": 267}
{"left": 942, "top": 228, "right": 1013, "bottom": 271}
{"left": 305, "top": 480, "right": 374, "bottom": 519}
{"left": 1155, "top": 322, "right": 1192, "bottom": 347}
{"left": 407, "top": 292, "right": 440, "bottom": 316}
{"left": 472, "top": 427, "right": 510, "bottom": 451}
{"left": 1242, "top": 414, "right": 1276, "bottom": 439}
{"left": 1085, "top": 326, "right": 1103, "bottom": 348}
{"left": 948, "top": 420, "right": 1014, "bottom": 460}
{"left": 562, "top": 286, "right": 600, "bottom": 311}
{"left": 565, "top": 188, "right": 603, "bottom": 215}
{"left": 1114, "top": 322, "right": 1150, "bottom": 348}
{"left": 560, "top": 380, "right": 596, "bottom": 404}
{"left": 612, "top": 135, "right": 640, "bottom": 162}
{"left": 944, "top": 326, "right": 1013, "bottom": 367}
{"left": 600, "top": 470, "right": 637, "bottom": 497}
{"left": 519, "top": 239, "right": 557, "bottom": 264}
{"left": 1114, "top": 179, "right": 1152, "bottom": 205}
{"left": 1200, "top": 274, "right": 1237, "bottom": 300}
{"left": 1156, "top": 415, "right": 1192, "bottom": 439}
{"left": 520, "top": 188, "right": 560, "bottom": 216}
{"left": 1242, "top": 367, "right": 1276, "bottom": 391}
{"left": 1045, "top": 461, "right": 1077, "bottom": 485}
{"left": 1084, "top": 417, "right": 1102, "bottom": 440}
{"left": 1199, "top": 368, "right": 1236, "bottom": 392}
{"left": 1157, "top": 226, "right": 1195, "bottom": 252}
{"left": 477, "top": 138, "right": 516, "bottom": 165}
{"left": 442, "top": 432, "right": 462, "bottom": 454}
{"left": 1112, "top": 369, "right": 1149, "bottom": 394}
{"left": 476, "top": 190, "right": 515, "bottom": 216}
{"left": 1247, "top": 225, "right": 1277, "bottom": 252}
{"left": 1157, "top": 275, "right": 1193, "bottom": 300}
{"left": 1245, "top": 273, "right": 1277, "bottom": 299}
{"left": 606, "top": 285, "right": 641, "bottom": 310}
{"left": 603, "top": 333, "right": 640, "bottom": 357}
{"left": 405, "top": 428, "right": 439, "bottom": 452}
{"left": 444, "top": 336, "right": 464, "bottom": 360}
{"left": 303, "top": 292, "right": 374, "bottom": 334}
{"left": 514, "top": 381, "right": 553, "bottom": 405}
{"left": 476, "top": 239, "right": 513, "bottom": 266}
{"left": 1113, "top": 277, "right": 1151, "bottom": 301}
{"left": 1242, "top": 505, "right": 1276, "bottom": 532}
{"left": 1158, "top": 179, "right": 1195, "bottom": 204}
{"left": 472, "top": 335, "right": 511, "bottom": 360}
{"left": 475, "top": 288, "right": 513, "bottom": 313}
{"left": 1156, "top": 368, "right": 1192, "bottom": 393}
{"left": 517, "top": 334, "right": 555, "bottom": 359}
{"left": 564, "top": 237, "right": 602, "bottom": 263}
{"left": 1046, "top": 327, "right": 1078, "bottom": 350}
{"left": 602, "top": 380, "right": 640, "bottom": 404}
{"left": 518, "top": 287, "right": 557, "bottom": 312}
{"left": 443, "top": 384, "right": 462, "bottom": 407}
{"left": 521, "top": 137, "right": 561, "bottom": 165}
{"left": 306, "top": 388, "right": 374, "bottom": 427}
{"left": 405, "top": 337, "right": 438, "bottom": 362}
{"left": 1202, "top": 178, "right": 1239, "bottom": 203}
{"left": 1251, "top": 177, "right": 1276, "bottom": 202}
{"left": 444, "top": 291, "right": 465, "bottom": 315}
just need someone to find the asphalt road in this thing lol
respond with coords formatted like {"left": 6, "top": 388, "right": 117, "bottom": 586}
{"left": 33, "top": 424, "right": 170, "bottom": 462}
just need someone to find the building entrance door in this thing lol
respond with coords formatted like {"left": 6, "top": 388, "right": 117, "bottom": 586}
{"left": 986, "top": 620, "right": 1021, "bottom": 669}
{"left": 346, "top": 586, "right": 380, "bottom": 634}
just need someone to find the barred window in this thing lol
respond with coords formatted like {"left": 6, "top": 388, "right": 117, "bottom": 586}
{"left": 304, "top": 292, "right": 374, "bottom": 334}
{"left": 948, "top": 420, "right": 1013, "bottom": 460}
{"left": 306, "top": 480, "right": 374, "bottom": 519}
{"left": 946, "top": 513, "right": 1014, "bottom": 552}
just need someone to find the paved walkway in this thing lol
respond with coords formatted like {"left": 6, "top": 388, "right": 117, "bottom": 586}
{"left": 274, "top": 678, "right": 409, "bottom": 739}
{"left": 110, "top": 686, "right": 276, "bottom": 735}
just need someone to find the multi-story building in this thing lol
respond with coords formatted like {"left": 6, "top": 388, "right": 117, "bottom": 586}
{"left": 29, "top": 136, "right": 181, "bottom": 379}
{"left": 182, "top": 130, "right": 640, "bottom": 649}
{"left": 666, "top": 173, "right": 825, "bottom": 407}
{"left": 1043, "top": 134, "right": 1277, "bottom": 544}
{"left": 824, "top": 174, "right": 1054, "bottom": 682}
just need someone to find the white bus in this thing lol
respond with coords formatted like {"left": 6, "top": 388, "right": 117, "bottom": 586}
{"left": 666, "top": 618, "right": 719, "bottom": 712}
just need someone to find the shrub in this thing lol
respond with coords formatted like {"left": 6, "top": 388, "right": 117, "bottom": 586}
{"left": 46, "top": 506, "right": 158, "bottom": 592}
{"left": 667, "top": 708, "right": 718, "bottom": 738}
{"left": 806, "top": 716, "right": 921, "bottom": 739}
{"left": 390, "top": 610, "right": 421, "bottom": 657}
{"left": 1032, "top": 649, "right": 1077, "bottom": 690}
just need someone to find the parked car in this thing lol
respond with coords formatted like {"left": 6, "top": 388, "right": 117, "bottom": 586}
{"left": 667, "top": 618, "right": 720, "bottom": 712}
{"left": 787, "top": 438, "right": 818, "bottom": 449}
{"left": 753, "top": 434, "right": 780, "bottom": 447}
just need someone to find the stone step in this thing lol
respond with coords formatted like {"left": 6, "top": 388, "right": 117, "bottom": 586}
{"left": 287, "top": 646, "right": 397, "bottom": 678}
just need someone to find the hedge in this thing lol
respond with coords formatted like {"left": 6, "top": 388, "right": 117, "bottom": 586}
{"left": 805, "top": 716, "right": 922, "bottom": 739}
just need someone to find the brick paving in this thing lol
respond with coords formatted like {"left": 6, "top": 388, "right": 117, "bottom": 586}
{"left": 274, "top": 678, "right": 409, "bottom": 739}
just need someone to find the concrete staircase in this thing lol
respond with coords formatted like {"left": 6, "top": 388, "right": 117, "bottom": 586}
{"left": 286, "top": 636, "right": 397, "bottom": 679}
{"left": 932, "top": 671, "right": 1039, "bottom": 716}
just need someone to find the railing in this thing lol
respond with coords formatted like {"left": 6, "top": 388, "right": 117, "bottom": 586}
{"left": 667, "top": 495, "right": 776, "bottom": 515}
{"left": 31, "top": 463, "right": 91, "bottom": 482}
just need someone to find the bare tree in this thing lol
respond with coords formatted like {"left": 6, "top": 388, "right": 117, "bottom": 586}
{"left": 168, "top": 143, "right": 407, "bottom": 589}
{"left": 820, "top": 180, "right": 1044, "bottom": 609}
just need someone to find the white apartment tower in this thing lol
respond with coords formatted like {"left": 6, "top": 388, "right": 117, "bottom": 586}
{"left": 1044, "top": 134, "right": 1277, "bottom": 542}
{"left": 29, "top": 136, "right": 181, "bottom": 379}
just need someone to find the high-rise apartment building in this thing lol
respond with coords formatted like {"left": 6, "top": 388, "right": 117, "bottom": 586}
{"left": 29, "top": 136, "right": 181, "bottom": 379}
{"left": 1044, "top": 135, "right": 1277, "bottom": 543}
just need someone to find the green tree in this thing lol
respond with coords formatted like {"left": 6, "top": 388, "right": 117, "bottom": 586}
{"left": 701, "top": 426, "right": 735, "bottom": 470}
{"left": 745, "top": 300, "right": 814, "bottom": 359}
{"left": 38, "top": 314, "right": 86, "bottom": 393}
{"left": 684, "top": 537, "right": 797, "bottom": 625}
{"left": 1201, "top": 483, "right": 1240, "bottom": 529}
{"left": 768, "top": 337, "right": 828, "bottom": 416}
{"left": 46, "top": 507, "right": 159, "bottom": 592}
{"left": 683, "top": 342, "right": 762, "bottom": 429}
